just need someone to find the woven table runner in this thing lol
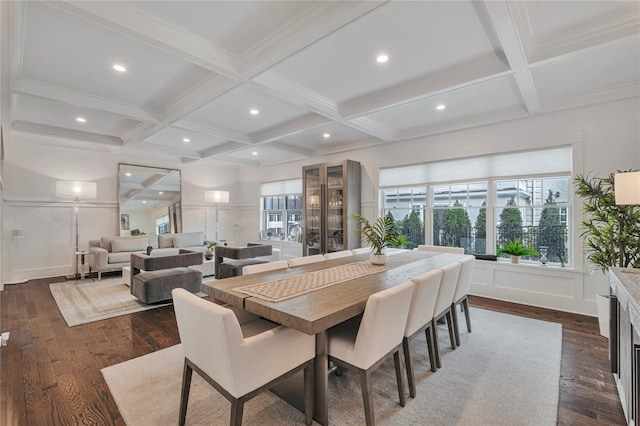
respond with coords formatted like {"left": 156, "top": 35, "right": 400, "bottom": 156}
{"left": 236, "top": 251, "right": 438, "bottom": 303}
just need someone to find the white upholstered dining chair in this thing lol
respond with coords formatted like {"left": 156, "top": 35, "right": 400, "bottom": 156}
{"left": 403, "top": 268, "right": 443, "bottom": 397}
{"left": 287, "top": 254, "right": 325, "bottom": 267}
{"left": 431, "top": 261, "right": 462, "bottom": 368}
{"left": 242, "top": 260, "right": 289, "bottom": 275}
{"left": 327, "top": 281, "right": 414, "bottom": 426}
{"left": 451, "top": 255, "right": 475, "bottom": 346}
{"left": 417, "top": 244, "right": 465, "bottom": 254}
{"left": 172, "top": 288, "right": 315, "bottom": 426}
{"left": 324, "top": 250, "right": 353, "bottom": 260}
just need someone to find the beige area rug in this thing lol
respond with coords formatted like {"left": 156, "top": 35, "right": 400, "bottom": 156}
{"left": 102, "top": 308, "right": 561, "bottom": 425}
{"left": 50, "top": 276, "right": 212, "bottom": 327}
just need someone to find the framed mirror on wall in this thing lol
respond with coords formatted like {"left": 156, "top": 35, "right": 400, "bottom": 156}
{"left": 118, "top": 164, "right": 182, "bottom": 236}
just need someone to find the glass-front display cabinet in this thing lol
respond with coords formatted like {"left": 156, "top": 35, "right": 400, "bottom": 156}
{"left": 302, "top": 160, "right": 361, "bottom": 256}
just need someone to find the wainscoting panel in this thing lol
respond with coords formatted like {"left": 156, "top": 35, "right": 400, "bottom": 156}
{"left": 470, "top": 260, "right": 593, "bottom": 316}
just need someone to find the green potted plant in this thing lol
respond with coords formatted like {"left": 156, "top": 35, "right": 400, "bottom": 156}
{"left": 575, "top": 171, "right": 640, "bottom": 337}
{"left": 350, "top": 214, "right": 400, "bottom": 264}
{"left": 496, "top": 240, "right": 539, "bottom": 264}
{"left": 205, "top": 242, "right": 217, "bottom": 261}
{"left": 388, "top": 235, "right": 410, "bottom": 249}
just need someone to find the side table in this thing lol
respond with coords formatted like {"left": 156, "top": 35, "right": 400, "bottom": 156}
{"left": 75, "top": 250, "right": 91, "bottom": 280}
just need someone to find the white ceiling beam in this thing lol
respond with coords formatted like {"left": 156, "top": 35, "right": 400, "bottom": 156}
{"left": 134, "top": 141, "right": 203, "bottom": 160}
{"left": 339, "top": 56, "right": 511, "bottom": 119}
{"left": 346, "top": 117, "right": 398, "bottom": 142}
{"left": 478, "top": 1, "right": 541, "bottom": 114}
{"left": 174, "top": 119, "right": 252, "bottom": 145}
{"left": 11, "top": 130, "right": 121, "bottom": 153}
{"left": 199, "top": 141, "right": 249, "bottom": 159}
{"left": 250, "top": 114, "right": 332, "bottom": 144}
{"left": 240, "top": 1, "right": 388, "bottom": 78}
{"left": 12, "top": 120, "right": 122, "bottom": 147}
{"left": 264, "top": 141, "right": 313, "bottom": 157}
{"left": 13, "top": 79, "right": 161, "bottom": 123}
{"left": 213, "top": 155, "right": 260, "bottom": 167}
{"left": 47, "top": 1, "right": 240, "bottom": 77}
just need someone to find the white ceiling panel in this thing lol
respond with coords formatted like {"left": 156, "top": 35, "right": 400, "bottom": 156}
{"left": 21, "top": 1, "right": 215, "bottom": 111}
{"left": 532, "top": 39, "right": 640, "bottom": 106}
{"left": 276, "top": 123, "right": 381, "bottom": 152}
{"left": 13, "top": 94, "right": 142, "bottom": 138}
{"left": 130, "top": 1, "right": 323, "bottom": 56}
{"left": 269, "top": 1, "right": 504, "bottom": 104}
{"left": 185, "top": 84, "right": 312, "bottom": 135}
{"left": 143, "top": 126, "right": 227, "bottom": 152}
{"left": 362, "top": 77, "right": 525, "bottom": 136}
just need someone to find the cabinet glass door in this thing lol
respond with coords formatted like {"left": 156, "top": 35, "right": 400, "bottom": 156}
{"left": 325, "top": 164, "right": 344, "bottom": 253}
{"left": 304, "top": 167, "right": 322, "bottom": 256}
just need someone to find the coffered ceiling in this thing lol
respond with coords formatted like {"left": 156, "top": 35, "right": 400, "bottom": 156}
{"left": 1, "top": 1, "right": 638, "bottom": 167}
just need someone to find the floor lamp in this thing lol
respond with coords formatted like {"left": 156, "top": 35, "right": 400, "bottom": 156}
{"left": 56, "top": 180, "right": 97, "bottom": 278}
{"left": 205, "top": 190, "right": 230, "bottom": 242}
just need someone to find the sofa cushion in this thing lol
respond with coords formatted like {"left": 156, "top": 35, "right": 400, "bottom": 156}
{"left": 173, "top": 232, "right": 204, "bottom": 248}
{"left": 100, "top": 237, "right": 114, "bottom": 252}
{"left": 158, "top": 234, "right": 174, "bottom": 248}
{"left": 108, "top": 252, "right": 133, "bottom": 264}
{"left": 147, "top": 235, "right": 159, "bottom": 249}
{"left": 111, "top": 236, "right": 149, "bottom": 253}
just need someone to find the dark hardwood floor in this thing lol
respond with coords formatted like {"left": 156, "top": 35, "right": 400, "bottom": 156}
{"left": 1, "top": 276, "right": 625, "bottom": 425}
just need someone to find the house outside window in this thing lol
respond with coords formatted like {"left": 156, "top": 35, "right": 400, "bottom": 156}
{"left": 260, "top": 179, "right": 303, "bottom": 242}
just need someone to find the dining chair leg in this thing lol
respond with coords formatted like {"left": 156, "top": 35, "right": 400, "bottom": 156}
{"left": 425, "top": 325, "right": 436, "bottom": 372}
{"left": 402, "top": 337, "right": 416, "bottom": 398}
{"left": 359, "top": 369, "right": 375, "bottom": 426}
{"left": 393, "top": 350, "right": 406, "bottom": 407}
{"left": 462, "top": 297, "right": 472, "bottom": 332}
{"left": 230, "top": 399, "right": 244, "bottom": 426}
{"left": 431, "top": 319, "right": 442, "bottom": 369}
{"left": 179, "top": 360, "right": 193, "bottom": 426}
{"left": 451, "top": 302, "right": 461, "bottom": 347}
{"left": 303, "top": 362, "right": 314, "bottom": 426}
{"left": 446, "top": 310, "right": 457, "bottom": 349}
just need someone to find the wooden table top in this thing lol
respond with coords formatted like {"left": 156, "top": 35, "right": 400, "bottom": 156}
{"left": 202, "top": 251, "right": 465, "bottom": 335}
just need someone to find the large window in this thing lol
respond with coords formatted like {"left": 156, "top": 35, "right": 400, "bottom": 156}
{"left": 379, "top": 147, "right": 572, "bottom": 265}
{"left": 260, "top": 179, "right": 303, "bottom": 242}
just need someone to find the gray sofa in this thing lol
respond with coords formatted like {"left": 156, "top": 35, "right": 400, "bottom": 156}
{"left": 89, "top": 231, "right": 209, "bottom": 279}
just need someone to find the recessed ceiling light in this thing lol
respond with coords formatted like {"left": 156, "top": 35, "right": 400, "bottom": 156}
{"left": 252, "top": 151, "right": 258, "bottom": 156}
{"left": 158, "top": 191, "right": 163, "bottom": 195}
{"left": 250, "top": 108, "right": 259, "bottom": 116}
{"left": 113, "top": 64, "right": 127, "bottom": 72}
{"left": 182, "top": 137, "right": 190, "bottom": 143}
{"left": 142, "top": 200, "right": 147, "bottom": 204}
{"left": 75, "top": 117, "right": 86, "bottom": 123}
{"left": 376, "top": 55, "right": 389, "bottom": 63}
{"left": 323, "top": 133, "right": 331, "bottom": 139}
{"left": 125, "top": 172, "right": 132, "bottom": 177}
{"left": 436, "top": 104, "right": 446, "bottom": 111}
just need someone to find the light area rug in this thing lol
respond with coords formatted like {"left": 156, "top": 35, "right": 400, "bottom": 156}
{"left": 50, "top": 276, "right": 212, "bottom": 327}
{"left": 101, "top": 307, "right": 561, "bottom": 425}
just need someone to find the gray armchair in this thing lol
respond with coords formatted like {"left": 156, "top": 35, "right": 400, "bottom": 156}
{"left": 214, "top": 243, "right": 272, "bottom": 279}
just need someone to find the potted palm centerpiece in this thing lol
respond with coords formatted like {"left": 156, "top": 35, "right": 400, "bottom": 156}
{"left": 350, "top": 214, "right": 400, "bottom": 265}
{"left": 497, "top": 240, "right": 539, "bottom": 264}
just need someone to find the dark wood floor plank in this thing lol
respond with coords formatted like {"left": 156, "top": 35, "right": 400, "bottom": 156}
{"left": 0, "top": 279, "right": 626, "bottom": 425}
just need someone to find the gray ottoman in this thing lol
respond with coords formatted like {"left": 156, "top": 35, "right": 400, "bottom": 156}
{"left": 131, "top": 267, "right": 202, "bottom": 304}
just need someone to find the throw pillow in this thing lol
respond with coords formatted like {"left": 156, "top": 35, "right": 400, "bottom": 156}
{"left": 111, "top": 236, "right": 149, "bottom": 253}
{"left": 158, "top": 234, "right": 174, "bottom": 248}
{"left": 173, "top": 232, "right": 204, "bottom": 248}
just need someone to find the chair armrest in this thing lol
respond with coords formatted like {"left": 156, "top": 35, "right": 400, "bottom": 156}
{"left": 88, "top": 247, "right": 108, "bottom": 270}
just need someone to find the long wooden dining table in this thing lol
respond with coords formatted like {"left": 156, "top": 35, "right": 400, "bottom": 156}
{"left": 202, "top": 250, "right": 466, "bottom": 426}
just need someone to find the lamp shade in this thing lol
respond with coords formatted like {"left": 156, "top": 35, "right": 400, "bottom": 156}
{"left": 205, "top": 190, "right": 230, "bottom": 203}
{"left": 56, "top": 180, "right": 97, "bottom": 199}
{"left": 615, "top": 172, "right": 640, "bottom": 205}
